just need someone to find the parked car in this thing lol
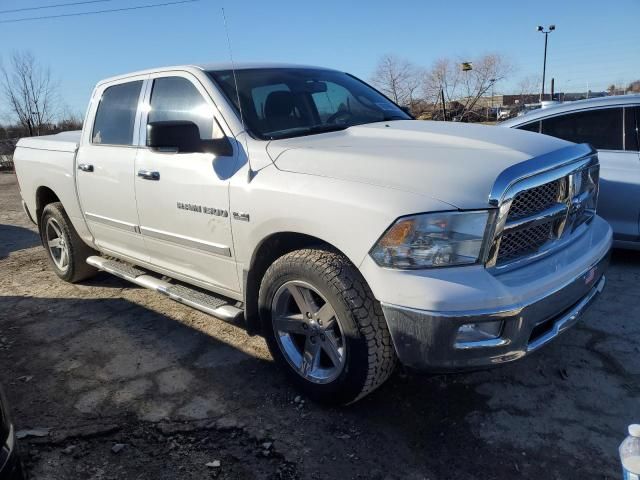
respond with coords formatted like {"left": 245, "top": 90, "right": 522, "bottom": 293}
{"left": 13, "top": 63, "right": 611, "bottom": 404}
{"left": 0, "top": 385, "right": 25, "bottom": 479}
{"left": 501, "top": 95, "right": 640, "bottom": 249}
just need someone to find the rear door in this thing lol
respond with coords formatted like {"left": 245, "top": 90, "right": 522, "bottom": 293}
{"left": 539, "top": 106, "right": 640, "bottom": 241}
{"left": 134, "top": 72, "right": 240, "bottom": 294}
{"left": 76, "top": 76, "right": 149, "bottom": 260}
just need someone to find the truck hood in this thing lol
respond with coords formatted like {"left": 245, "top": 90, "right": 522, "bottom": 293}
{"left": 266, "top": 120, "right": 571, "bottom": 209}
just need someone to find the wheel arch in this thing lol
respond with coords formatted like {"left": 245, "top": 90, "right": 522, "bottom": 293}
{"left": 243, "top": 231, "right": 353, "bottom": 336}
{"left": 35, "top": 186, "right": 61, "bottom": 227}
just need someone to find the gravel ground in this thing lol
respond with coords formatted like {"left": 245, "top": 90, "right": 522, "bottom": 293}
{"left": 1, "top": 172, "right": 639, "bottom": 479}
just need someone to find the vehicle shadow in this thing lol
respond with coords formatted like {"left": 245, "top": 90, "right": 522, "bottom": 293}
{"left": 611, "top": 247, "right": 640, "bottom": 265}
{"left": 0, "top": 224, "right": 40, "bottom": 259}
{"left": 80, "top": 271, "right": 143, "bottom": 289}
{"left": 0, "top": 294, "right": 267, "bottom": 426}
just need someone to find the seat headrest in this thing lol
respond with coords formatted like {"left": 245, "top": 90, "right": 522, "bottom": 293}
{"left": 264, "top": 91, "right": 295, "bottom": 118}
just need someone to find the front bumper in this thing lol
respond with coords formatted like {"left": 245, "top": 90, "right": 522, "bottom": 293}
{"left": 381, "top": 249, "right": 609, "bottom": 371}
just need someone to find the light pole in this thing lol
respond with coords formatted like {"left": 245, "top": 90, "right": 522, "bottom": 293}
{"left": 490, "top": 78, "right": 496, "bottom": 121}
{"left": 537, "top": 24, "right": 555, "bottom": 102}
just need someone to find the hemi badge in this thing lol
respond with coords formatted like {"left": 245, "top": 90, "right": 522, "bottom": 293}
{"left": 232, "top": 212, "right": 250, "bottom": 222}
{"left": 584, "top": 267, "right": 596, "bottom": 285}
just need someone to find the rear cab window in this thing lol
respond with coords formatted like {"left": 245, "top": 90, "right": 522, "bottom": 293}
{"left": 92, "top": 81, "right": 143, "bottom": 145}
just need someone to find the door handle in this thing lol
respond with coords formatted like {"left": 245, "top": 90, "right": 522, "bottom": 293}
{"left": 78, "top": 163, "right": 94, "bottom": 172}
{"left": 137, "top": 170, "right": 160, "bottom": 181}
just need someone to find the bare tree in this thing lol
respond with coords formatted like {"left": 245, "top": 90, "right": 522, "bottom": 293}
{"left": 424, "top": 54, "right": 514, "bottom": 120}
{"left": 59, "top": 106, "right": 84, "bottom": 131}
{"left": 370, "top": 54, "right": 421, "bottom": 107}
{"left": 422, "top": 57, "right": 461, "bottom": 112}
{"left": 514, "top": 75, "right": 541, "bottom": 104}
{"left": 1, "top": 51, "right": 58, "bottom": 136}
{"left": 628, "top": 80, "right": 640, "bottom": 93}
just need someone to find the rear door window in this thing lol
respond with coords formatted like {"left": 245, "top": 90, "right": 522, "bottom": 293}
{"left": 92, "top": 81, "right": 143, "bottom": 145}
{"left": 624, "top": 106, "right": 640, "bottom": 151}
{"left": 541, "top": 107, "right": 623, "bottom": 150}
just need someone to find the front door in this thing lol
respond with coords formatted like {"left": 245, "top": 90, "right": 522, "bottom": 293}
{"left": 134, "top": 73, "right": 240, "bottom": 294}
{"left": 76, "top": 77, "right": 149, "bottom": 261}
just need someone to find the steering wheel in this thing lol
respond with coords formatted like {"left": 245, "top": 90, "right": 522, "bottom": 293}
{"left": 325, "top": 110, "right": 353, "bottom": 125}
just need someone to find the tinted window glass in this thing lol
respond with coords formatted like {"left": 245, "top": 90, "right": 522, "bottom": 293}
{"left": 208, "top": 68, "right": 411, "bottom": 140}
{"left": 517, "top": 121, "right": 540, "bottom": 133}
{"left": 149, "top": 77, "right": 220, "bottom": 140}
{"left": 252, "top": 83, "right": 291, "bottom": 120}
{"left": 92, "top": 81, "right": 142, "bottom": 145}
{"left": 541, "top": 108, "right": 623, "bottom": 150}
{"left": 625, "top": 106, "right": 639, "bottom": 151}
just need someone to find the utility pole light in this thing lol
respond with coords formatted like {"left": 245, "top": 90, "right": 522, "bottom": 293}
{"left": 537, "top": 24, "right": 556, "bottom": 102}
{"left": 490, "top": 78, "right": 496, "bottom": 121}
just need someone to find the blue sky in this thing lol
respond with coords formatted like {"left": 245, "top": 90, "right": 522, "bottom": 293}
{"left": 1, "top": 0, "right": 638, "bottom": 118}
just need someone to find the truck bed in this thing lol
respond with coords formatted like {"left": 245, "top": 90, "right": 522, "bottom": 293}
{"left": 13, "top": 130, "right": 90, "bottom": 241}
{"left": 16, "top": 130, "right": 81, "bottom": 153}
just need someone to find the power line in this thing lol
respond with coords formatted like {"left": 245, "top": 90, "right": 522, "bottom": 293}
{"left": 0, "top": 1, "right": 111, "bottom": 15}
{"left": 0, "top": 0, "right": 199, "bottom": 24}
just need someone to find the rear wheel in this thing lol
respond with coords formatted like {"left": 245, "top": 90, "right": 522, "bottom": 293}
{"left": 40, "top": 202, "right": 97, "bottom": 283}
{"left": 259, "top": 249, "right": 397, "bottom": 405}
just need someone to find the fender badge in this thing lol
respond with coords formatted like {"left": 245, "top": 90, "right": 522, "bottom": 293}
{"left": 232, "top": 212, "right": 250, "bottom": 222}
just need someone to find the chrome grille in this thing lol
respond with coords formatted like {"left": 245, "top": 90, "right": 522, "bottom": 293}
{"left": 497, "top": 221, "right": 555, "bottom": 262}
{"left": 490, "top": 157, "right": 600, "bottom": 269}
{"left": 508, "top": 179, "right": 562, "bottom": 219}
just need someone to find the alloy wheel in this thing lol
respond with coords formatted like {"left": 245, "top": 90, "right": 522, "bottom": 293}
{"left": 45, "top": 217, "right": 69, "bottom": 272}
{"left": 271, "top": 280, "right": 346, "bottom": 384}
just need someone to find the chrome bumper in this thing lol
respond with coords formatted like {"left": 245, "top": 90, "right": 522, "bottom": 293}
{"left": 381, "top": 250, "right": 609, "bottom": 371}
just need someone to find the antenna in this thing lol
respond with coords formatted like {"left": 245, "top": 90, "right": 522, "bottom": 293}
{"left": 221, "top": 7, "right": 254, "bottom": 179}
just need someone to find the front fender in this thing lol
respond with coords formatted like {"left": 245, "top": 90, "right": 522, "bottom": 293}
{"left": 229, "top": 164, "right": 452, "bottom": 283}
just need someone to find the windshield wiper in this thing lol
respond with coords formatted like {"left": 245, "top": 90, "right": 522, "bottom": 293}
{"left": 269, "top": 124, "right": 349, "bottom": 140}
{"left": 307, "top": 124, "right": 349, "bottom": 134}
{"left": 381, "top": 114, "right": 408, "bottom": 122}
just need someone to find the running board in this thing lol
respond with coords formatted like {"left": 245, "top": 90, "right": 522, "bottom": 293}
{"left": 86, "top": 256, "right": 244, "bottom": 323}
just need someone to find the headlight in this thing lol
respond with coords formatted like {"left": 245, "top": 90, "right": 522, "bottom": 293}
{"left": 370, "top": 211, "right": 491, "bottom": 269}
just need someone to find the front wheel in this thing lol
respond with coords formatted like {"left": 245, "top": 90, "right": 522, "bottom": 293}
{"left": 259, "top": 249, "right": 397, "bottom": 405}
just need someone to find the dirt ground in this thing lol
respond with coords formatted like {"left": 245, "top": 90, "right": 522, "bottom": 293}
{"left": 1, "top": 172, "right": 639, "bottom": 479}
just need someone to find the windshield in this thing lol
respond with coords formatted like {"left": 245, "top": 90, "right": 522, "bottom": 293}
{"left": 207, "top": 68, "right": 411, "bottom": 140}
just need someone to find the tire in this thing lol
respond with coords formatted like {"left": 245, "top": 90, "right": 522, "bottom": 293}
{"left": 259, "top": 248, "right": 397, "bottom": 405}
{"left": 39, "top": 202, "right": 98, "bottom": 283}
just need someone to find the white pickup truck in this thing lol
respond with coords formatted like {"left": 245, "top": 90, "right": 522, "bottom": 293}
{"left": 14, "top": 63, "right": 612, "bottom": 404}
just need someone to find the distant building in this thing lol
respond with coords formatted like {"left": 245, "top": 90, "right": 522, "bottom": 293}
{"left": 557, "top": 91, "right": 607, "bottom": 101}
{"left": 474, "top": 92, "right": 607, "bottom": 108}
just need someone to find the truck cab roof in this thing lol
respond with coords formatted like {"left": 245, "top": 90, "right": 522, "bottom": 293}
{"left": 97, "top": 62, "right": 336, "bottom": 87}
